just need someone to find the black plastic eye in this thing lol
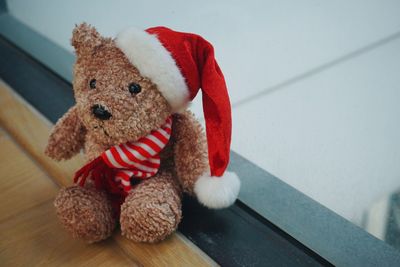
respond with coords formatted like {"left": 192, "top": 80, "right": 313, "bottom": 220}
{"left": 128, "top": 83, "right": 141, "bottom": 94}
{"left": 89, "top": 79, "right": 96, "bottom": 89}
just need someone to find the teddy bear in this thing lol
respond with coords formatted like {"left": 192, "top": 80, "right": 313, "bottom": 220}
{"left": 45, "top": 23, "right": 240, "bottom": 243}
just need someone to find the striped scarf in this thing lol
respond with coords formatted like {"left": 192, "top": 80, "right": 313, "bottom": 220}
{"left": 74, "top": 116, "right": 172, "bottom": 193}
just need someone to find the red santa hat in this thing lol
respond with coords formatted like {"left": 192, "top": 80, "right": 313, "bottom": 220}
{"left": 115, "top": 26, "right": 240, "bottom": 209}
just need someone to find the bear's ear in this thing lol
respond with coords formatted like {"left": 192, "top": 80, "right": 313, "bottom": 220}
{"left": 71, "top": 23, "right": 103, "bottom": 56}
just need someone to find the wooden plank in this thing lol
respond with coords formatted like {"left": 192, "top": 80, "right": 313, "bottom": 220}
{"left": 0, "top": 80, "right": 217, "bottom": 267}
{"left": 0, "top": 201, "right": 138, "bottom": 267}
{"left": 0, "top": 130, "right": 58, "bottom": 222}
{"left": 114, "top": 232, "right": 215, "bottom": 267}
{"left": 0, "top": 127, "right": 138, "bottom": 266}
{"left": 0, "top": 81, "right": 82, "bottom": 187}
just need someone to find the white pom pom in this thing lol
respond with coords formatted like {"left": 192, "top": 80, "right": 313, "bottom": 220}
{"left": 194, "top": 171, "right": 241, "bottom": 209}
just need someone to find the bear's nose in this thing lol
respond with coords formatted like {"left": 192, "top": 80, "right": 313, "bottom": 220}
{"left": 92, "top": 104, "right": 112, "bottom": 120}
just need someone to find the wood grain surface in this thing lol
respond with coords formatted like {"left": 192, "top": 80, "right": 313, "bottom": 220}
{"left": 0, "top": 80, "right": 216, "bottom": 267}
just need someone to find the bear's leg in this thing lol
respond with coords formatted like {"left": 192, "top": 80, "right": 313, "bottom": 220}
{"left": 54, "top": 185, "right": 116, "bottom": 243}
{"left": 120, "top": 172, "right": 182, "bottom": 242}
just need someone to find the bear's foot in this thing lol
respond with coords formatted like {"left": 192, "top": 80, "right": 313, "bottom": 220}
{"left": 120, "top": 172, "right": 182, "bottom": 242}
{"left": 54, "top": 185, "right": 116, "bottom": 243}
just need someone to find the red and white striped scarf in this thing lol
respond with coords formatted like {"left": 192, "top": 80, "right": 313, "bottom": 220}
{"left": 74, "top": 116, "right": 172, "bottom": 193}
{"left": 103, "top": 116, "right": 172, "bottom": 192}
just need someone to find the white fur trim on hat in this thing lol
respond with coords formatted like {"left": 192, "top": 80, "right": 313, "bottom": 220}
{"left": 194, "top": 171, "right": 241, "bottom": 209}
{"left": 115, "top": 27, "right": 189, "bottom": 112}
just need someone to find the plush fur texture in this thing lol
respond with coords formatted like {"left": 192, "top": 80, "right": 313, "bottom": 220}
{"left": 116, "top": 27, "right": 189, "bottom": 112}
{"left": 54, "top": 184, "right": 115, "bottom": 243}
{"left": 194, "top": 171, "right": 241, "bottom": 209}
{"left": 46, "top": 23, "right": 233, "bottom": 243}
{"left": 172, "top": 112, "right": 208, "bottom": 195}
{"left": 120, "top": 172, "right": 182, "bottom": 242}
{"left": 45, "top": 106, "right": 86, "bottom": 160}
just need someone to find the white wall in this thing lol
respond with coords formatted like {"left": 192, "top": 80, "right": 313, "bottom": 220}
{"left": 7, "top": 0, "right": 400, "bottom": 226}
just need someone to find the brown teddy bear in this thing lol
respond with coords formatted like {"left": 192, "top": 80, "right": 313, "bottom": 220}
{"left": 45, "top": 23, "right": 240, "bottom": 243}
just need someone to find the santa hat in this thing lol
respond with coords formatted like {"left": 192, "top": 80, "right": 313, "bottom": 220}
{"left": 115, "top": 26, "right": 240, "bottom": 209}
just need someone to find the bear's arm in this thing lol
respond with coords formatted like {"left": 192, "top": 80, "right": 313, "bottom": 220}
{"left": 172, "top": 111, "right": 208, "bottom": 195}
{"left": 45, "top": 105, "right": 86, "bottom": 161}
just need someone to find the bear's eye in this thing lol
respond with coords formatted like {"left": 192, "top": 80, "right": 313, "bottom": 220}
{"left": 89, "top": 79, "right": 96, "bottom": 89}
{"left": 128, "top": 83, "right": 141, "bottom": 94}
